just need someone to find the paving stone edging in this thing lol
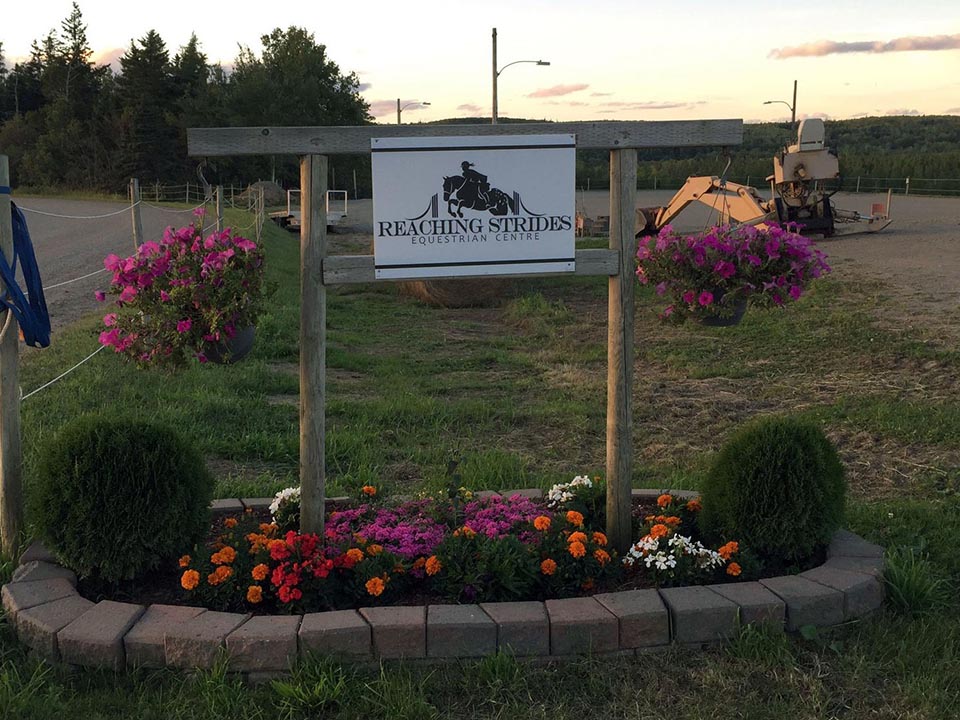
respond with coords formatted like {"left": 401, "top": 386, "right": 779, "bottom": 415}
{"left": 1, "top": 489, "right": 886, "bottom": 676}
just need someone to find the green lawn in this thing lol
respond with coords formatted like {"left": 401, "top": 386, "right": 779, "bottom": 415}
{"left": 2, "top": 207, "right": 958, "bottom": 718}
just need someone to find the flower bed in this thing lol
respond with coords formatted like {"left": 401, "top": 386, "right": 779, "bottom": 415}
{"left": 177, "top": 480, "right": 749, "bottom": 614}
{"left": 0, "top": 489, "right": 886, "bottom": 676}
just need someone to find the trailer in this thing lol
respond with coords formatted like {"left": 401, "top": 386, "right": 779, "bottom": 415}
{"left": 269, "top": 190, "right": 349, "bottom": 232}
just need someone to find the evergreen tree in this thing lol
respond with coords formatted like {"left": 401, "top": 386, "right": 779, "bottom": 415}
{"left": 117, "top": 30, "right": 180, "bottom": 184}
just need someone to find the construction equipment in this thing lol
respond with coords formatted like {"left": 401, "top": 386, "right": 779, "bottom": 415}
{"left": 636, "top": 118, "right": 893, "bottom": 238}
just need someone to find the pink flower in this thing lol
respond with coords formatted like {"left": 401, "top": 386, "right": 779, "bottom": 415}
{"left": 746, "top": 254, "right": 762, "bottom": 267}
{"left": 98, "top": 329, "right": 121, "bottom": 348}
{"left": 103, "top": 254, "right": 122, "bottom": 271}
{"left": 714, "top": 260, "right": 736, "bottom": 279}
{"left": 682, "top": 291, "right": 696, "bottom": 304}
{"left": 765, "top": 239, "right": 781, "bottom": 259}
{"left": 119, "top": 286, "right": 137, "bottom": 303}
{"left": 103, "top": 313, "right": 117, "bottom": 327}
{"left": 789, "top": 285, "right": 802, "bottom": 301}
{"left": 176, "top": 319, "right": 192, "bottom": 334}
{"left": 196, "top": 352, "right": 208, "bottom": 364}
{"left": 698, "top": 291, "right": 714, "bottom": 306}
{"left": 94, "top": 290, "right": 106, "bottom": 302}
{"left": 235, "top": 238, "right": 257, "bottom": 252}
{"left": 662, "top": 304, "right": 674, "bottom": 318}
{"left": 160, "top": 290, "right": 171, "bottom": 302}
{"left": 655, "top": 281, "right": 668, "bottom": 296}
{"left": 193, "top": 207, "right": 206, "bottom": 218}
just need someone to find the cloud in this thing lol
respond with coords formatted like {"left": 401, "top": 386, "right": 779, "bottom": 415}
{"left": 92, "top": 47, "right": 125, "bottom": 72}
{"left": 544, "top": 100, "right": 590, "bottom": 107}
{"left": 457, "top": 103, "right": 482, "bottom": 112}
{"left": 590, "top": 92, "right": 613, "bottom": 97}
{"left": 885, "top": 108, "right": 921, "bottom": 116}
{"left": 770, "top": 33, "right": 960, "bottom": 59}
{"left": 357, "top": 82, "right": 372, "bottom": 92}
{"left": 599, "top": 100, "right": 700, "bottom": 110}
{"left": 526, "top": 83, "right": 589, "bottom": 98}
{"left": 945, "top": 107, "right": 960, "bottom": 114}
{"left": 369, "top": 99, "right": 431, "bottom": 118}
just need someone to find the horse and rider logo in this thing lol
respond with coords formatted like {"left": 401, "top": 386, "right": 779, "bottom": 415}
{"left": 443, "top": 161, "right": 517, "bottom": 217}
{"left": 405, "top": 160, "right": 543, "bottom": 221}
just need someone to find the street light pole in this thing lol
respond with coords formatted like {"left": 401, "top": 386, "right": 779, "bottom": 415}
{"left": 763, "top": 80, "right": 798, "bottom": 128}
{"left": 491, "top": 27, "right": 549, "bottom": 125}
{"left": 397, "top": 99, "right": 430, "bottom": 124}
{"left": 492, "top": 28, "right": 498, "bottom": 124}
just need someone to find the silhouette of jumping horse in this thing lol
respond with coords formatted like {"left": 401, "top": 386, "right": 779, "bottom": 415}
{"left": 443, "top": 161, "right": 515, "bottom": 217}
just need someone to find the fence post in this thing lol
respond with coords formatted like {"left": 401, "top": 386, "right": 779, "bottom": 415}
{"left": 299, "top": 155, "right": 328, "bottom": 535}
{"left": 129, "top": 178, "right": 143, "bottom": 250}
{"left": 856, "top": 176, "right": 861, "bottom": 193}
{"left": 215, "top": 185, "right": 223, "bottom": 233}
{"left": 186, "top": 182, "right": 190, "bottom": 204}
{"left": 0, "top": 156, "right": 23, "bottom": 558}
{"left": 606, "top": 149, "right": 637, "bottom": 554}
{"left": 905, "top": 177, "right": 910, "bottom": 196}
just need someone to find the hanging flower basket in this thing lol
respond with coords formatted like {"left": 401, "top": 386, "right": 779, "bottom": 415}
{"left": 635, "top": 223, "right": 831, "bottom": 325}
{"left": 95, "top": 210, "right": 265, "bottom": 367}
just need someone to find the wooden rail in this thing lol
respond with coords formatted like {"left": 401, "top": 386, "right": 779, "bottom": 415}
{"left": 188, "top": 120, "right": 743, "bottom": 156}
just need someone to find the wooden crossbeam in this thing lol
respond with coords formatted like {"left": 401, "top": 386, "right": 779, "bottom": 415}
{"left": 188, "top": 120, "right": 742, "bottom": 157}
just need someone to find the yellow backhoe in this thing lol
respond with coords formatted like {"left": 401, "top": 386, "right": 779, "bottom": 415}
{"left": 636, "top": 118, "right": 893, "bottom": 238}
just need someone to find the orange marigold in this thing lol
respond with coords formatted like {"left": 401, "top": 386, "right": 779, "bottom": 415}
{"left": 581, "top": 578, "right": 595, "bottom": 591}
{"left": 259, "top": 522, "right": 278, "bottom": 536}
{"left": 246, "top": 585, "right": 263, "bottom": 603}
{"left": 453, "top": 526, "right": 477, "bottom": 538}
{"left": 567, "top": 531, "right": 587, "bottom": 544}
{"left": 361, "top": 485, "right": 378, "bottom": 497}
{"left": 533, "top": 515, "right": 551, "bottom": 532}
{"left": 365, "top": 577, "right": 386, "bottom": 597}
{"left": 594, "top": 549, "right": 611, "bottom": 565}
{"left": 657, "top": 493, "right": 673, "bottom": 508}
{"left": 412, "top": 556, "right": 427, "bottom": 570}
{"left": 726, "top": 562, "right": 742, "bottom": 577}
{"left": 565, "top": 510, "right": 584, "bottom": 527}
{"left": 207, "top": 565, "right": 233, "bottom": 586}
{"left": 425, "top": 555, "right": 442, "bottom": 576}
{"left": 180, "top": 569, "right": 200, "bottom": 591}
{"left": 367, "top": 544, "right": 383, "bottom": 557}
{"left": 211, "top": 545, "right": 237, "bottom": 565}
{"left": 224, "top": 517, "right": 238, "bottom": 529}
{"left": 718, "top": 541, "right": 740, "bottom": 560}
{"left": 664, "top": 516, "right": 681, "bottom": 527}
{"left": 251, "top": 564, "right": 269, "bottom": 582}
{"left": 649, "top": 523, "right": 670, "bottom": 539}
{"left": 686, "top": 498, "right": 702, "bottom": 512}
{"left": 346, "top": 548, "right": 365, "bottom": 564}
{"left": 592, "top": 532, "right": 608, "bottom": 547}
{"left": 568, "top": 541, "right": 587, "bottom": 558}
{"left": 540, "top": 558, "right": 558, "bottom": 576}
{"left": 178, "top": 554, "right": 191, "bottom": 568}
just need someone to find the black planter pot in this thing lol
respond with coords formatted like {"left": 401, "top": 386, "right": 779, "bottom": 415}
{"left": 697, "top": 289, "right": 748, "bottom": 327}
{"left": 204, "top": 325, "right": 256, "bottom": 364}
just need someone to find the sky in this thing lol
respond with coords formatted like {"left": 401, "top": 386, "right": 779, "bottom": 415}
{"left": 2, "top": 0, "right": 958, "bottom": 124}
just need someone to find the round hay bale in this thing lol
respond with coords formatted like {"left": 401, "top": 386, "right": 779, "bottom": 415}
{"left": 398, "top": 278, "right": 513, "bottom": 308}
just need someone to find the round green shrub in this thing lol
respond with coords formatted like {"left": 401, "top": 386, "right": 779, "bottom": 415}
{"left": 698, "top": 416, "right": 846, "bottom": 563}
{"left": 35, "top": 415, "right": 214, "bottom": 582}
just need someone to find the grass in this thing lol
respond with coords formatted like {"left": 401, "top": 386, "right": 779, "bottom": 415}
{"left": 3, "top": 217, "right": 960, "bottom": 717}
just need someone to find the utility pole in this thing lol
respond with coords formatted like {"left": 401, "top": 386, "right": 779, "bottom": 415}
{"left": 791, "top": 79, "right": 798, "bottom": 127}
{"left": 491, "top": 28, "right": 498, "bottom": 124}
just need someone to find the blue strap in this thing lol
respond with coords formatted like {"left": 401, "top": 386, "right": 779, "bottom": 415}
{"left": 0, "top": 203, "right": 50, "bottom": 348}
{"left": 0, "top": 187, "right": 11, "bottom": 194}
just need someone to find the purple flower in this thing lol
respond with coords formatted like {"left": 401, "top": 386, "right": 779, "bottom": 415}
{"left": 94, "top": 290, "right": 106, "bottom": 302}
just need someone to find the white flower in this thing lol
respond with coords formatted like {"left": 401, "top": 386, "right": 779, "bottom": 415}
{"left": 269, "top": 486, "right": 300, "bottom": 517}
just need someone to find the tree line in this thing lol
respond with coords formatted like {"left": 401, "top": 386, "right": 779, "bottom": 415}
{"left": 0, "top": 3, "right": 370, "bottom": 192}
{"left": 1, "top": 4, "right": 957, "bottom": 195}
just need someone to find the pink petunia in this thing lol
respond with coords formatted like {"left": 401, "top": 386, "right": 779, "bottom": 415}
{"left": 176, "top": 319, "right": 192, "bottom": 334}
{"left": 788, "top": 285, "right": 802, "bottom": 301}
{"left": 655, "top": 281, "right": 668, "bottom": 296}
{"left": 103, "top": 254, "right": 122, "bottom": 271}
{"left": 682, "top": 290, "right": 696, "bottom": 305}
{"left": 103, "top": 313, "right": 117, "bottom": 327}
{"left": 98, "top": 328, "right": 121, "bottom": 348}
{"left": 94, "top": 290, "right": 106, "bottom": 302}
{"left": 235, "top": 238, "right": 257, "bottom": 252}
{"left": 698, "top": 291, "right": 714, "bottom": 307}
{"left": 119, "top": 286, "right": 137, "bottom": 303}
{"left": 160, "top": 290, "right": 171, "bottom": 302}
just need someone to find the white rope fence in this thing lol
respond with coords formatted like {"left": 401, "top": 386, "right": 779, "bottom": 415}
{"left": 43, "top": 267, "right": 107, "bottom": 291}
{"left": 20, "top": 344, "right": 107, "bottom": 402}
{"left": 18, "top": 201, "right": 141, "bottom": 220}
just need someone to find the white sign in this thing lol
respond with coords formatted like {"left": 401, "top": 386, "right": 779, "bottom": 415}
{"left": 372, "top": 135, "right": 576, "bottom": 279}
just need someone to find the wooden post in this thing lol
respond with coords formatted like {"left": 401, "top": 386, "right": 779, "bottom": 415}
{"left": 215, "top": 185, "right": 223, "bottom": 233}
{"left": 606, "top": 149, "right": 637, "bottom": 554}
{"left": 129, "top": 178, "right": 143, "bottom": 250}
{"left": 0, "top": 155, "right": 23, "bottom": 557}
{"left": 299, "top": 155, "right": 327, "bottom": 535}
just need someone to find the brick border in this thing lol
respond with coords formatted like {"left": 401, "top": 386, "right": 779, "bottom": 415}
{"left": 1, "top": 489, "right": 885, "bottom": 675}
